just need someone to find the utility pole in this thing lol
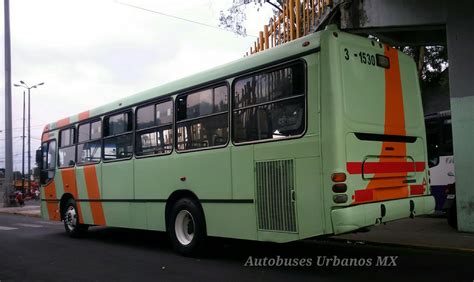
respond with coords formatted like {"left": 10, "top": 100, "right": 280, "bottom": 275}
{"left": 3, "top": 0, "right": 13, "bottom": 206}
{"left": 27, "top": 87, "right": 31, "bottom": 193}
{"left": 22, "top": 91, "right": 26, "bottom": 194}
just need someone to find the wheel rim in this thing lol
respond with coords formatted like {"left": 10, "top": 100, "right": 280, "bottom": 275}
{"left": 65, "top": 205, "right": 77, "bottom": 232}
{"left": 174, "top": 210, "right": 195, "bottom": 246}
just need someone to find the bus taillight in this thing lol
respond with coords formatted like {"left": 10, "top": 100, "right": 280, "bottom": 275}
{"left": 332, "top": 183, "right": 347, "bottom": 193}
{"left": 333, "top": 194, "right": 348, "bottom": 204}
{"left": 331, "top": 173, "right": 346, "bottom": 183}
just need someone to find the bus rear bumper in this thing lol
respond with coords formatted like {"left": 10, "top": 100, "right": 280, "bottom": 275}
{"left": 331, "top": 195, "right": 435, "bottom": 235}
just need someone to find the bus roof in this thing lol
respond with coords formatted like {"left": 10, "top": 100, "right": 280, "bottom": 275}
{"left": 43, "top": 31, "right": 322, "bottom": 133}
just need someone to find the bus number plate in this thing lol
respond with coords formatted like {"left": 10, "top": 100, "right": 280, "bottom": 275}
{"left": 344, "top": 48, "right": 377, "bottom": 66}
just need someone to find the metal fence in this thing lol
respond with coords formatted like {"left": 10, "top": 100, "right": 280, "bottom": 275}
{"left": 246, "top": 0, "right": 334, "bottom": 56}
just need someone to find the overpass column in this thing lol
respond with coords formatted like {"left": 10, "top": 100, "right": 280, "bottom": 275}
{"left": 447, "top": 1, "right": 474, "bottom": 232}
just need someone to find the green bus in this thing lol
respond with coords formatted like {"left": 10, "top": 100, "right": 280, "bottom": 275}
{"left": 38, "top": 26, "right": 435, "bottom": 255}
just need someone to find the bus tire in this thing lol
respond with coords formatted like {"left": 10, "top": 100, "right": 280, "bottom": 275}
{"left": 63, "top": 198, "right": 88, "bottom": 238}
{"left": 168, "top": 198, "right": 206, "bottom": 256}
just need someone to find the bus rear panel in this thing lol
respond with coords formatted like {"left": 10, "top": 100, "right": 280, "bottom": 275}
{"left": 320, "top": 27, "right": 435, "bottom": 234}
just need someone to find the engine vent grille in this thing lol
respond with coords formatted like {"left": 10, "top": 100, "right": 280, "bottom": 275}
{"left": 255, "top": 159, "right": 297, "bottom": 233}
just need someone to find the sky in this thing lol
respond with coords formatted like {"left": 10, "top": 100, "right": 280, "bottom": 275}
{"left": 0, "top": 0, "right": 274, "bottom": 172}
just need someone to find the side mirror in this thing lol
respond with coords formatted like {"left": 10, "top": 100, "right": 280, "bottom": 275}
{"left": 35, "top": 149, "right": 43, "bottom": 168}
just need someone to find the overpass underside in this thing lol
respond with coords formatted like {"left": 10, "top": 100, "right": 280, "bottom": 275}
{"left": 337, "top": 0, "right": 474, "bottom": 232}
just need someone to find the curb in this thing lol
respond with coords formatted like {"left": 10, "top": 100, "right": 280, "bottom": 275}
{"left": 14, "top": 212, "right": 41, "bottom": 218}
{"left": 328, "top": 237, "right": 474, "bottom": 254}
{"left": 0, "top": 209, "right": 41, "bottom": 218}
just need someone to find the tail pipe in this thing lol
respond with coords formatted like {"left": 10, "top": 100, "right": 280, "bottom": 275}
{"left": 375, "top": 204, "right": 386, "bottom": 225}
{"left": 410, "top": 200, "right": 415, "bottom": 218}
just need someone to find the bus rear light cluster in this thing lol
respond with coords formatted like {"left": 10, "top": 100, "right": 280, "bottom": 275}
{"left": 332, "top": 183, "right": 347, "bottom": 193}
{"left": 331, "top": 173, "right": 346, "bottom": 183}
{"left": 333, "top": 194, "right": 348, "bottom": 204}
{"left": 332, "top": 172, "right": 347, "bottom": 203}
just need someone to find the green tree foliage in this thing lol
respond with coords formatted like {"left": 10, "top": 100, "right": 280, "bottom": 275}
{"left": 402, "top": 46, "right": 448, "bottom": 88}
{"left": 219, "top": 0, "right": 284, "bottom": 36}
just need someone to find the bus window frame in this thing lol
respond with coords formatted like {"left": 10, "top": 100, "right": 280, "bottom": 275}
{"left": 40, "top": 138, "right": 57, "bottom": 185}
{"left": 76, "top": 118, "right": 103, "bottom": 166}
{"left": 58, "top": 126, "right": 76, "bottom": 169}
{"left": 231, "top": 59, "right": 308, "bottom": 146}
{"left": 426, "top": 114, "right": 453, "bottom": 168}
{"left": 174, "top": 81, "right": 230, "bottom": 154}
{"left": 102, "top": 109, "right": 134, "bottom": 163}
{"left": 135, "top": 98, "right": 174, "bottom": 159}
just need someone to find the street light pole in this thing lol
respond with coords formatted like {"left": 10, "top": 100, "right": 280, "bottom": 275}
{"left": 14, "top": 81, "right": 44, "bottom": 195}
{"left": 22, "top": 91, "right": 25, "bottom": 194}
{"left": 27, "top": 87, "right": 31, "bottom": 193}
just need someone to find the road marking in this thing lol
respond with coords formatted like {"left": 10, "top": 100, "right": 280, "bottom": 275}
{"left": 15, "top": 223, "right": 43, "bottom": 228}
{"left": 0, "top": 226, "right": 18, "bottom": 231}
{"left": 39, "top": 221, "right": 61, "bottom": 225}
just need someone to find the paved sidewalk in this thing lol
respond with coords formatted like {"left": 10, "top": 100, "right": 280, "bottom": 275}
{"left": 0, "top": 202, "right": 41, "bottom": 217}
{"left": 333, "top": 216, "right": 474, "bottom": 252}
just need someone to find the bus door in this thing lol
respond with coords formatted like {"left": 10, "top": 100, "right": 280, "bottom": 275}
{"left": 76, "top": 120, "right": 104, "bottom": 225}
{"left": 101, "top": 111, "right": 134, "bottom": 227}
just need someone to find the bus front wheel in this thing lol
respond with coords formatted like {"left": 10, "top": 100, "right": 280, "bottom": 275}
{"left": 63, "top": 198, "right": 88, "bottom": 237}
{"left": 168, "top": 198, "right": 206, "bottom": 256}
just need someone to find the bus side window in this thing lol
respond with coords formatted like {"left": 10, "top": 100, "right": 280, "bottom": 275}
{"left": 103, "top": 111, "right": 133, "bottom": 161}
{"left": 136, "top": 100, "right": 173, "bottom": 156}
{"left": 58, "top": 127, "right": 76, "bottom": 168}
{"left": 77, "top": 120, "right": 102, "bottom": 164}
{"left": 233, "top": 62, "right": 306, "bottom": 143}
{"left": 176, "top": 85, "right": 229, "bottom": 151}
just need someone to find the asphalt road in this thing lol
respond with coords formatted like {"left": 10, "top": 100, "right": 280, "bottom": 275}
{"left": 0, "top": 213, "right": 473, "bottom": 282}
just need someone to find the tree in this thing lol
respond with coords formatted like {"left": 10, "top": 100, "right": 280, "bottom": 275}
{"left": 219, "top": 0, "right": 284, "bottom": 36}
{"left": 402, "top": 46, "right": 448, "bottom": 89}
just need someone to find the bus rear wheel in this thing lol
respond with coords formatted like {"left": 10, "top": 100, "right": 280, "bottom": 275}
{"left": 63, "top": 199, "right": 88, "bottom": 237}
{"left": 168, "top": 198, "right": 206, "bottom": 256}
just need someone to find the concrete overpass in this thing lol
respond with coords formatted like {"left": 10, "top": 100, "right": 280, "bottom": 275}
{"left": 336, "top": 0, "right": 474, "bottom": 232}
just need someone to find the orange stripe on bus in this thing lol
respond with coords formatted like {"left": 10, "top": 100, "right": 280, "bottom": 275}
{"left": 383, "top": 47, "right": 406, "bottom": 137}
{"left": 56, "top": 118, "right": 70, "bottom": 128}
{"left": 61, "top": 168, "right": 84, "bottom": 223}
{"left": 78, "top": 111, "right": 90, "bottom": 121}
{"left": 354, "top": 47, "right": 409, "bottom": 204}
{"left": 43, "top": 181, "right": 60, "bottom": 221}
{"left": 84, "top": 165, "right": 106, "bottom": 226}
{"left": 42, "top": 125, "right": 52, "bottom": 141}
